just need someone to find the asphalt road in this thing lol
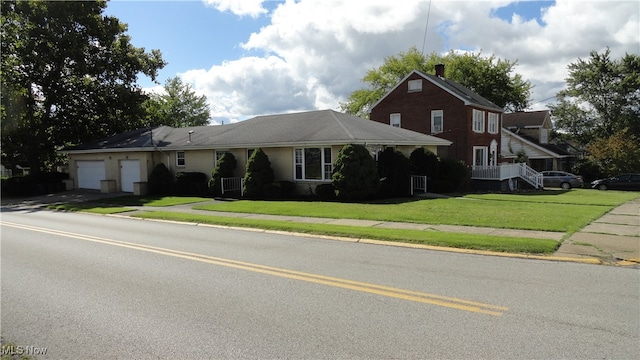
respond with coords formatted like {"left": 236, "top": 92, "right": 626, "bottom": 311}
{"left": 1, "top": 209, "right": 639, "bottom": 359}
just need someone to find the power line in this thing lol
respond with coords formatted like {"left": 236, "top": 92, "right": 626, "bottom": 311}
{"left": 421, "top": 0, "right": 432, "bottom": 56}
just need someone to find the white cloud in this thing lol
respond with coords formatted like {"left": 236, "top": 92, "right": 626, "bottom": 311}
{"left": 202, "top": 0, "right": 267, "bottom": 18}
{"left": 185, "top": 0, "right": 640, "bottom": 120}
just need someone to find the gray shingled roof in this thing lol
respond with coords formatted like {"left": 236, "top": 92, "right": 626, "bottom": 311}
{"left": 503, "top": 110, "right": 549, "bottom": 128}
{"left": 62, "top": 110, "right": 451, "bottom": 153}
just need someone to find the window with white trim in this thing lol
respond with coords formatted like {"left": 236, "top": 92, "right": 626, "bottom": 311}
{"left": 473, "top": 109, "right": 485, "bottom": 133}
{"left": 294, "top": 147, "right": 332, "bottom": 181}
{"left": 431, "top": 110, "right": 443, "bottom": 134}
{"left": 390, "top": 113, "right": 401, "bottom": 128}
{"left": 408, "top": 79, "right": 422, "bottom": 92}
{"left": 488, "top": 112, "right": 499, "bottom": 134}
{"left": 214, "top": 150, "right": 231, "bottom": 166}
{"left": 176, "top": 151, "right": 185, "bottom": 167}
{"left": 473, "top": 146, "right": 488, "bottom": 166}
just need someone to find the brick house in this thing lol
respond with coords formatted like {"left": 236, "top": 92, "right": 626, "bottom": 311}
{"left": 369, "top": 65, "right": 504, "bottom": 168}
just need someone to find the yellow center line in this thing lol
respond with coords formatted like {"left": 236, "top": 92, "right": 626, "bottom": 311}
{"left": 1, "top": 220, "right": 509, "bottom": 316}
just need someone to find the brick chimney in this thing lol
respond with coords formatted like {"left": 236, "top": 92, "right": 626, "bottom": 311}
{"left": 435, "top": 63, "right": 445, "bottom": 78}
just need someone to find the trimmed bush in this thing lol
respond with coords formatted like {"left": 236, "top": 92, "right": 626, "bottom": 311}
{"left": 209, "top": 152, "right": 237, "bottom": 196}
{"left": 148, "top": 163, "right": 173, "bottom": 195}
{"left": 435, "top": 158, "right": 468, "bottom": 193}
{"left": 175, "top": 172, "right": 208, "bottom": 196}
{"left": 377, "top": 147, "right": 411, "bottom": 198}
{"left": 410, "top": 148, "right": 439, "bottom": 192}
{"left": 332, "top": 144, "right": 379, "bottom": 201}
{"left": 243, "top": 148, "right": 275, "bottom": 199}
{"left": 315, "top": 183, "right": 336, "bottom": 200}
{"left": 1, "top": 172, "right": 68, "bottom": 197}
{"left": 265, "top": 180, "right": 295, "bottom": 199}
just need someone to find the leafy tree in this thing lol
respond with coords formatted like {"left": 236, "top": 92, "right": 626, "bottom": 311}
{"left": 243, "top": 148, "right": 274, "bottom": 199}
{"left": 332, "top": 144, "right": 379, "bottom": 201}
{"left": 377, "top": 147, "right": 411, "bottom": 198}
{"left": 549, "top": 49, "right": 640, "bottom": 165}
{"left": 209, "top": 152, "right": 237, "bottom": 196}
{"left": 0, "top": 0, "right": 165, "bottom": 173}
{"left": 340, "top": 47, "right": 531, "bottom": 116}
{"left": 586, "top": 128, "right": 640, "bottom": 175}
{"left": 144, "top": 77, "right": 211, "bottom": 127}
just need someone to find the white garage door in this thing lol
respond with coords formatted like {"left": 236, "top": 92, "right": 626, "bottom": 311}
{"left": 77, "top": 161, "right": 105, "bottom": 190}
{"left": 120, "top": 160, "right": 141, "bottom": 193}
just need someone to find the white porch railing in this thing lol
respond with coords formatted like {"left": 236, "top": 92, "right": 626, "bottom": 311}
{"left": 221, "top": 177, "right": 244, "bottom": 196}
{"left": 411, "top": 175, "right": 427, "bottom": 195}
{"left": 471, "top": 163, "right": 543, "bottom": 189}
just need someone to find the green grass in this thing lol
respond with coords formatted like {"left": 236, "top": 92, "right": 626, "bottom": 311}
{"left": 97, "top": 195, "right": 211, "bottom": 207}
{"left": 48, "top": 203, "right": 135, "bottom": 214}
{"left": 193, "top": 189, "right": 638, "bottom": 233}
{"left": 132, "top": 211, "right": 560, "bottom": 254}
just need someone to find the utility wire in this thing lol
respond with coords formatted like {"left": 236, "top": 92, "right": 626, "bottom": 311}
{"left": 421, "top": 0, "right": 432, "bottom": 56}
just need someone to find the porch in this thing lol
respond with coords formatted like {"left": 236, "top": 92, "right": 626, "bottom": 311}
{"left": 471, "top": 163, "right": 543, "bottom": 190}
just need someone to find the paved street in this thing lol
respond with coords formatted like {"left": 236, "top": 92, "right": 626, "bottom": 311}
{"left": 1, "top": 209, "right": 638, "bottom": 358}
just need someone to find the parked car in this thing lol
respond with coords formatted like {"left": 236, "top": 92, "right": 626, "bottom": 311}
{"left": 591, "top": 173, "right": 640, "bottom": 191}
{"left": 541, "top": 171, "right": 583, "bottom": 190}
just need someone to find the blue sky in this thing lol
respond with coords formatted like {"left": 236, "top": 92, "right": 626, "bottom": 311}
{"left": 104, "top": 0, "right": 639, "bottom": 124}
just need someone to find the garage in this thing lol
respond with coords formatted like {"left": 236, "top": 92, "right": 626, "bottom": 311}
{"left": 120, "top": 160, "right": 141, "bottom": 193}
{"left": 77, "top": 160, "right": 106, "bottom": 190}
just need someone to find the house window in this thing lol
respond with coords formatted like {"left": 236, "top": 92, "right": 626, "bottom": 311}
{"left": 473, "top": 146, "right": 488, "bottom": 166}
{"left": 215, "top": 150, "right": 231, "bottom": 166}
{"left": 488, "top": 113, "right": 499, "bottom": 134}
{"left": 540, "top": 128, "right": 549, "bottom": 144}
{"left": 294, "top": 147, "right": 332, "bottom": 181}
{"left": 176, "top": 151, "right": 185, "bottom": 167}
{"left": 408, "top": 79, "right": 422, "bottom": 92}
{"left": 390, "top": 113, "right": 401, "bottom": 128}
{"left": 431, "top": 110, "right": 443, "bottom": 134}
{"left": 473, "top": 109, "right": 485, "bottom": 133}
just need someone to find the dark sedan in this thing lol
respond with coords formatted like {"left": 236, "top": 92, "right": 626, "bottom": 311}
{"left": 541, "top": 171, "right": 583, "bottom": 190}
{"left": 591, "top": 173, "right": 640, "bottom": 191}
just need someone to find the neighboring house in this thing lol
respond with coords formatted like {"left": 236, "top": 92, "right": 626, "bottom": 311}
{"left": 502, "top": 110, "right": 579, "bottom": 172}
{"left": 60, "top": 109, "right": 451, "bottom": 194}
{"left": 368, "top": 65, "right": 544, "bottom": 191}
{"left": 369, "top": 65, "right": 504, "bottom": 169}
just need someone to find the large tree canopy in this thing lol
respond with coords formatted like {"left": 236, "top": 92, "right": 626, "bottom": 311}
{"left": 1, "top": 0, "right": 165, "bottom": 172}
{"left": 144, "top": 77, "right": 211, "bottom": 127}
{"left": 549, "top": 49, "right": 640, "bottom": 174}
{"left": 549, "top": 49, "right": 640, "bottom": 147}
{"left": 340, "top": 47, "right": 532, "bottom": 117}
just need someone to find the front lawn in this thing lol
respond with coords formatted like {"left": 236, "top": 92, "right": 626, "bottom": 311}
{"left": 193, "top": 189, "right": 638, "bottom": 233}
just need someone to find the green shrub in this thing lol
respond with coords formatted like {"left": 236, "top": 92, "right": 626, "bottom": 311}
{"left": 435, "top": 158, "right": 468, "bottom": 193}
{"left": 410, "top": 148, "right": 439, "bottom": 192}
{"left": 332, "top": 144, "right": 379, "bottom": 201}
{"left": 243, "top": 148, "right": 274, "bottom": 199}
{"left": 315, "top": 183, "right": 336, "bottom": 200}
{"left": 377, "top": 147, "right": 411, "bottom": 198}
{"left": 148, "top": 163, "right": 173, "bottom": 195}
{"left": 175, "top": 172, "right": 208, "bottom": 196}
{"left": 209, "top": 153, "right": 237, "bottom": 196}
{"left": 265, "top": 180, "right": 295, "bottom": 199}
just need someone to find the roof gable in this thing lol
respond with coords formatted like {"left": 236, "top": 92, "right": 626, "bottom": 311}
{"left": 370, "top": 69, "right": 504, "bottom": 113}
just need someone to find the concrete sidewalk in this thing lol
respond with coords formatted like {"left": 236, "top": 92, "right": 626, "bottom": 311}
{"left": 2, "top": 190, "right": 638, "bottom": 265}
{"left": 555, "top": 197, "right": 639, "bottom": 264}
